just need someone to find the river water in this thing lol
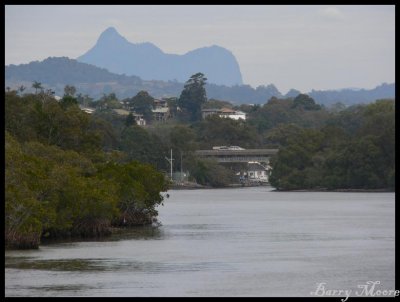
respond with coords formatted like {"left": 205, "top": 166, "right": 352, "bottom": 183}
{"left": 5, "top": 187, "right": 396, "bottom": 297}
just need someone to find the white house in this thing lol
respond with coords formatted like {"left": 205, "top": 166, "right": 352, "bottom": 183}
{"left": 152, "top": 107, "right": 170, "bottom": 122}
{"left": 152, "top": 98, "right": 171, "bottom": 122}
{"left": 245, "top": 161, "right": 270, "bottom": 183}
{"left": 133, "top": 113, "right": 146, "bottom": 126}
{"left": 201, "top": 107, "right": 246, "bottom": 120}
{"left": 79, "top": 106, "right": 95, "bottom": 114}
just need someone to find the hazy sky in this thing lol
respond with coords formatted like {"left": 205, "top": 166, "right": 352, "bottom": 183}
{"left": 5, "top": 5, "right": 395, "bottom": 93}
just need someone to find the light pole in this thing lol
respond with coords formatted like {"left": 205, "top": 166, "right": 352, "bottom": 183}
{"left": 180, "top": 151, "right": 183, "bottom": 183}
{"left": 165, "top": 149, "right": 174, "bottom": 180}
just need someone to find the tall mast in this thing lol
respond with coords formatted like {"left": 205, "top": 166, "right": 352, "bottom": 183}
{"left": 165, "top": 149, "right": 174, "bottom": 180}
{"left": 170, "top": 149, "right": 173, "bottom": 179}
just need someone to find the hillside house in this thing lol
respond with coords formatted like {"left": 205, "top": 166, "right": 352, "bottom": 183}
{"left": 201, "top": 107, "right": 246, "bottom": 120}
{"left": 79, "top": 106, "right": 95, "bottom": 114}
{"left": 113, "top": 108, "right": 146, "bottom": 126}
{"left": 152, "top": 107, "right": 170, "bottom": 122}
{"left": 132, "top": 113, "right": 146, "bottom": 126}
{"left": 113, "top": 108, "right": 130, "bottom": 116}
{"left": 152, "top": 98, "right": 171, "bottom": 122}
{"left": 153, "top": 98, "right": 168, "bottom": 108}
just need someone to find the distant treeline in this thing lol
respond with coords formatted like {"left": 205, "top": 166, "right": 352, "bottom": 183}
{"left": 5, "top": 57, "right": 395, "bottom": 105}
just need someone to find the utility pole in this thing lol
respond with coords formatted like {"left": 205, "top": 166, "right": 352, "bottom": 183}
{"left": 165, "top": 149, "right": 174, "bottom": 180}
{"left": 180, "top": 151, "right": 183, "bottom": 182}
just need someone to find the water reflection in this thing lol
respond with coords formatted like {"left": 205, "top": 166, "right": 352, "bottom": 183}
{"left": 107, "top": 225, "right": 165, "bottom": 241}
{"left": 5, "top": 256, "right": 235, "bottom": 273}
{"left": 38, "top": 225, "right": 165, "bottom": 246}
{"left": 5, "top": 258, "right": 109, "bottom": 271}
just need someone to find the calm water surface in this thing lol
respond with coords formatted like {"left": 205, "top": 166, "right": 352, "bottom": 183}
{"left": 5, "top": 187, "right": 395, "bottom": 297}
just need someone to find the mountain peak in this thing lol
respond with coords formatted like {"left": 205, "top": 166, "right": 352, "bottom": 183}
{"left": 97, "top": 27, "right": 128, "bottom": 44}
{"left": 78, "top": 27, "right": 244, "bottom": 86}
{"left": 104, "top": 26, "right": 118, "bottom": 34}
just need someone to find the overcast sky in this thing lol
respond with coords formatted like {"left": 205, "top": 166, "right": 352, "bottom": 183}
{"left": 5, "top": 5, "right": 395, "bottom": 93}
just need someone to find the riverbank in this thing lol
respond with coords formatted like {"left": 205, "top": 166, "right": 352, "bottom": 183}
{"left": 170, "top": 181, "right": 210, "bottom": 190}
{"left": 170, "top": 182, "right": 393, "bottom": 192}
{"left": 170, "top": 181, "right": 271, "bottom": 190}
{"left": 274, "top": 188, "right": 394, "bottom": 192}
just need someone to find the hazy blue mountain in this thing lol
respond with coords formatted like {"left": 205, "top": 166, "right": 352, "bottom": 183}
{"left": 206, "top": 83, "right": 283, "bottom": 104}
{"left": 77, "top": 27, "right": 243, "bottom": 86}
{"left": 5, "top": 56, "right": 395, "bottom": 106}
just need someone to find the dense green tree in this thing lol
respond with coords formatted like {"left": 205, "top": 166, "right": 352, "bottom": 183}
{"left": 128, "top": 90, "right": 155, "bottom": 122}
{"left": 292, "top": 94, "right": 321, "bottom": 110}
{"left": 269, "top": 127, "right": 326, "bottom": 190}
{"left": 265, "top": 123, "right": 304, "bottom": 146}
{"left": 64, "top": 85, "right": 77, "bottom": 97}
{"left": 247, "top": 96, "right": 329, "bottom": 135}
{"left": 269, "top": 99, "right": 395, "bottom": 190}
{"left": 5, "top": 91, "right": 172, "bottom": 249}
{"left": 325, "top": 103, "right": 366, "bottom": 135}
{"left": 178, "top": 73, "right": 208, "bottom": 122}
{"left": 5, "top": 133, "right": 53, "bottom": 248}
{"left": 5, "top": 133, "right": 119, "bottom": 247}
{"left": 169, "top": 125, "right": 197, "bottom": 153}
{"left": 60, "top": 95, "right": 79, "bottom": 109}
{"left": 119, "top": 125, "right": 169, "bottom": 171}
{"left": 185, "top": 157, "right": 236, "bottom": 187}
{"left": 5, "top": 93, "right": 38, "bottom": 142}
{"left": 92, "top": 109, "right": 127, "bottom": 135}
{"left": 125, "top": 112, "right": 136, "bottom": 127}
{"left": 193, "top": 115, "right": 261, "bottom": 149}
{"left": 97, "top": 161, "right": 169, "bottom": 225}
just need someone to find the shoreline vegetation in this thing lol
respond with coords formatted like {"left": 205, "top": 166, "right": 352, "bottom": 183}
{"left": 5, "top": 91, "right": 170, "bottom": 250}
{"left": 5, "top": 74, "right": 394, "bottom": 250}
{"left": 170, "top": 183, "right": 393, "bottom": 192}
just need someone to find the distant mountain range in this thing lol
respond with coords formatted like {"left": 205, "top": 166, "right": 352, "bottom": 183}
{"left": 5, "top": 56, "right": 395, "bottom": 106}
{"left": 77, "top": 27, "right": 243, "bottom": 86}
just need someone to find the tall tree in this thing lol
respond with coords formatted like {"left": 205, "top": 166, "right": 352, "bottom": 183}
{"left": 128, "top": 91, "right": 154, "bottom": 122}
{"left": 292, "top": 94, "right": 321, "bottom": 110}
{"left": 32, "top": 81, "right": 42, "bottom": 94}
{"left": 178, "top": 72, "right": 208, "bottom": 122}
